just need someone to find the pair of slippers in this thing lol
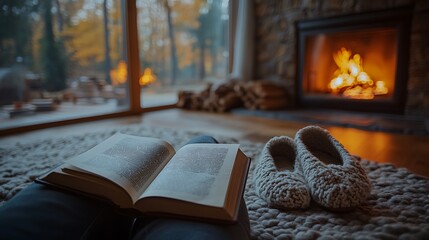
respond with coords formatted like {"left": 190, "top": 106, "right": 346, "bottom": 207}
{"left": 253, "top": 125, "right": 371, "bottom": 210}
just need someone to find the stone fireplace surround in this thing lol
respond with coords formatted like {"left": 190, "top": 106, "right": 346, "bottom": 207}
{"left": 253, "top": 0, "right": 429, "bottom": 116}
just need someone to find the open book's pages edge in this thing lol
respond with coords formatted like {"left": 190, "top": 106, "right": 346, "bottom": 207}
{"left": 38, "top": 164, "right": 133, "bottom": 208}
{"left": 224, "top": 148, "right": 251, "bottom": 222}
{"left": 134, "top": 196, "right": 235, "bottom": 223}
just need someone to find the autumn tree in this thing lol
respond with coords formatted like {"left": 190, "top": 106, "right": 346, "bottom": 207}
{"left": 40, "top": 0, "right": 67, "bottom": 91}
{"left": 193, "top": 0, "right": 224, "bottom": 80}
{"left": 172, "top": 0, "right": 203, "bottom": 82}
{"left": 0, "top": 0, "right": 36, "bottom": 67}
{"left": 162, "top": 0, "right": 179, "bottom": 85}
{"left": 102, "top": 0, "right": 112, "bottom": 84}
{"left": 137, "top": 0, "right": 167, "bottom": 85}
{"left": 137, "top": 0, "right": 228, "bottom": 85}
{"left": 109, "top": 0, "right": 124, "bottom": 72}
{"left": 141, "top": 0, "right": 205, "bottom": 84}
{"left": 60, "top": 0, "right": 122, "bottom": 83}
{"left": 206, "top": 0, "right": 224, "bottom": 77}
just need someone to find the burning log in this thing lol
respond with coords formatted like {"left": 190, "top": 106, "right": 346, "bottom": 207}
{"left": 328, "top": 48, "right": 388, "bottom": 99}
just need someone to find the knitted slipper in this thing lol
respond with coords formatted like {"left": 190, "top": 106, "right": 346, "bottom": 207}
{"left": 253, "top": 136, "right": 311, "bottom": 209}
{"left": 295, "top": 125, "right": 371, "bottom": 210}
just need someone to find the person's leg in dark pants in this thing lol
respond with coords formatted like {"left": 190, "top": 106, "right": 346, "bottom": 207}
{"left": 0, "top": 183, "right": 134, "bottom": 240}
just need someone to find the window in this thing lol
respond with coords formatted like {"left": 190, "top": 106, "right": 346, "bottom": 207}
{"left": 0, "top": 0, "right": 129, "bottom": 131}
{"left": 0, "top": 0, "right": 231, "bottom": 133}
{"left": 137, "top": 0, "right": 230, "bottom": 107}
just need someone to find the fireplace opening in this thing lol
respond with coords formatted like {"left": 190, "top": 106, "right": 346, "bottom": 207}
{"left": 296, "top": 6, "right": 413, "bottom": 114}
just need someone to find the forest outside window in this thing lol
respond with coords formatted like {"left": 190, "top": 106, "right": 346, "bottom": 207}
{"left": 137, "top": 0, "right": 230, "bottom": 107}
{"left": 0, "top": 0, "right": 232, "bottom": 132}
{"left": 0, "top": 0, "right": 130, "bottom": 131}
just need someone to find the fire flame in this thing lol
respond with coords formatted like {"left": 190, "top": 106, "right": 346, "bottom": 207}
{"left": 139, "top": 68, "right": 156, "bottom": 87}
{"left": 110, "top": 60, "right": 127, "bottom": 86}
{"left": 328, "top": 48, "right": 388, "bottom": 99}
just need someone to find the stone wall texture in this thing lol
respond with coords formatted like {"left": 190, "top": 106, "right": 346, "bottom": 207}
{"left": 253, "top": 0, "right": 429, "bottom": 116}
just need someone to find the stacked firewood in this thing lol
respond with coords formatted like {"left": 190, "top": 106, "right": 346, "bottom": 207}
{"left": 235, "top": 81, "right": 289, "bottom": 110}
{"left": 177, "top": 81, "right": 241, "bottom": 112}
{"left": 177, "top": 80, "right": 289, "bottom": 112}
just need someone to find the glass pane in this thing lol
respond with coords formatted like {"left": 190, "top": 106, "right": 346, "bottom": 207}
{"left": 137, "top": 0, "right": 230, "bottom": 107}
{"left": 0, "top": 0, "right": 129, "bottom": 130}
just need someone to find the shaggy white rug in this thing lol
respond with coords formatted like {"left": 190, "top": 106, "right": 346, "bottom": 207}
{"left": 1, "top": 126, "right": 429, "bottom": 239}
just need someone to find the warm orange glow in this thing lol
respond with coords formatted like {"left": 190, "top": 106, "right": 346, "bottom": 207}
{"left": 328, "top": 48, "right": 388, "bottom": 99}
{"left": 139, "top": 68, "right": 156, "bottom": 87}
{"left": 110, "top": 60, "right": 127, "bottom": 86}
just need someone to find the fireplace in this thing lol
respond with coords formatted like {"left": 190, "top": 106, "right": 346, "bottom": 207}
{"left": 296, "top": 7, "right": 413, "bottom": 114}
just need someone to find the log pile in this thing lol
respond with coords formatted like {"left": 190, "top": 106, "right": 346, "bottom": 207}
{"left": 177, "top": 80, "right": 289, "bottom": 112}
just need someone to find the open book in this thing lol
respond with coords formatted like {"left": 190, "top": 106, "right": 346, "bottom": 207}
{"left": 39, "top": 133, "right": 250, "bottom": 223}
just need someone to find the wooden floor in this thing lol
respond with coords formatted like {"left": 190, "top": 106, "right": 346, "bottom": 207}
{"left": 1, "top": 108, "right": 429, "bottom": 177}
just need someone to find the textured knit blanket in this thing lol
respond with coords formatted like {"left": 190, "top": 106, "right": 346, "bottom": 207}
{"left": 1, "top": 125, "right": 428, "bottom": 239}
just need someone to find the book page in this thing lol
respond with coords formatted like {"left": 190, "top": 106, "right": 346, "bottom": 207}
{"left": 65, "top": 133, "right": 176, "bottom": 202}
{"left": 141, "top": 144, "right": 239, "bottom": 207}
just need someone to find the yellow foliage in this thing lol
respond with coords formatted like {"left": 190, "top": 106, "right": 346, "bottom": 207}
{"left": 177, "top": 32, "right": 196, "bottom": 69}
{"left": 137, "top": 0, "right": 209, "bottom": 71}
{"left": 61, "top": 0, "right": 123, "bottom": 68}
{"left": 172, "top": 0, "right": 206, "bottom": 29}
{"left": 31, "top": 19, "right": 44, "bottom": 72}
{"left": 63, "top": 16, "right": 105, "bottom": 66}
